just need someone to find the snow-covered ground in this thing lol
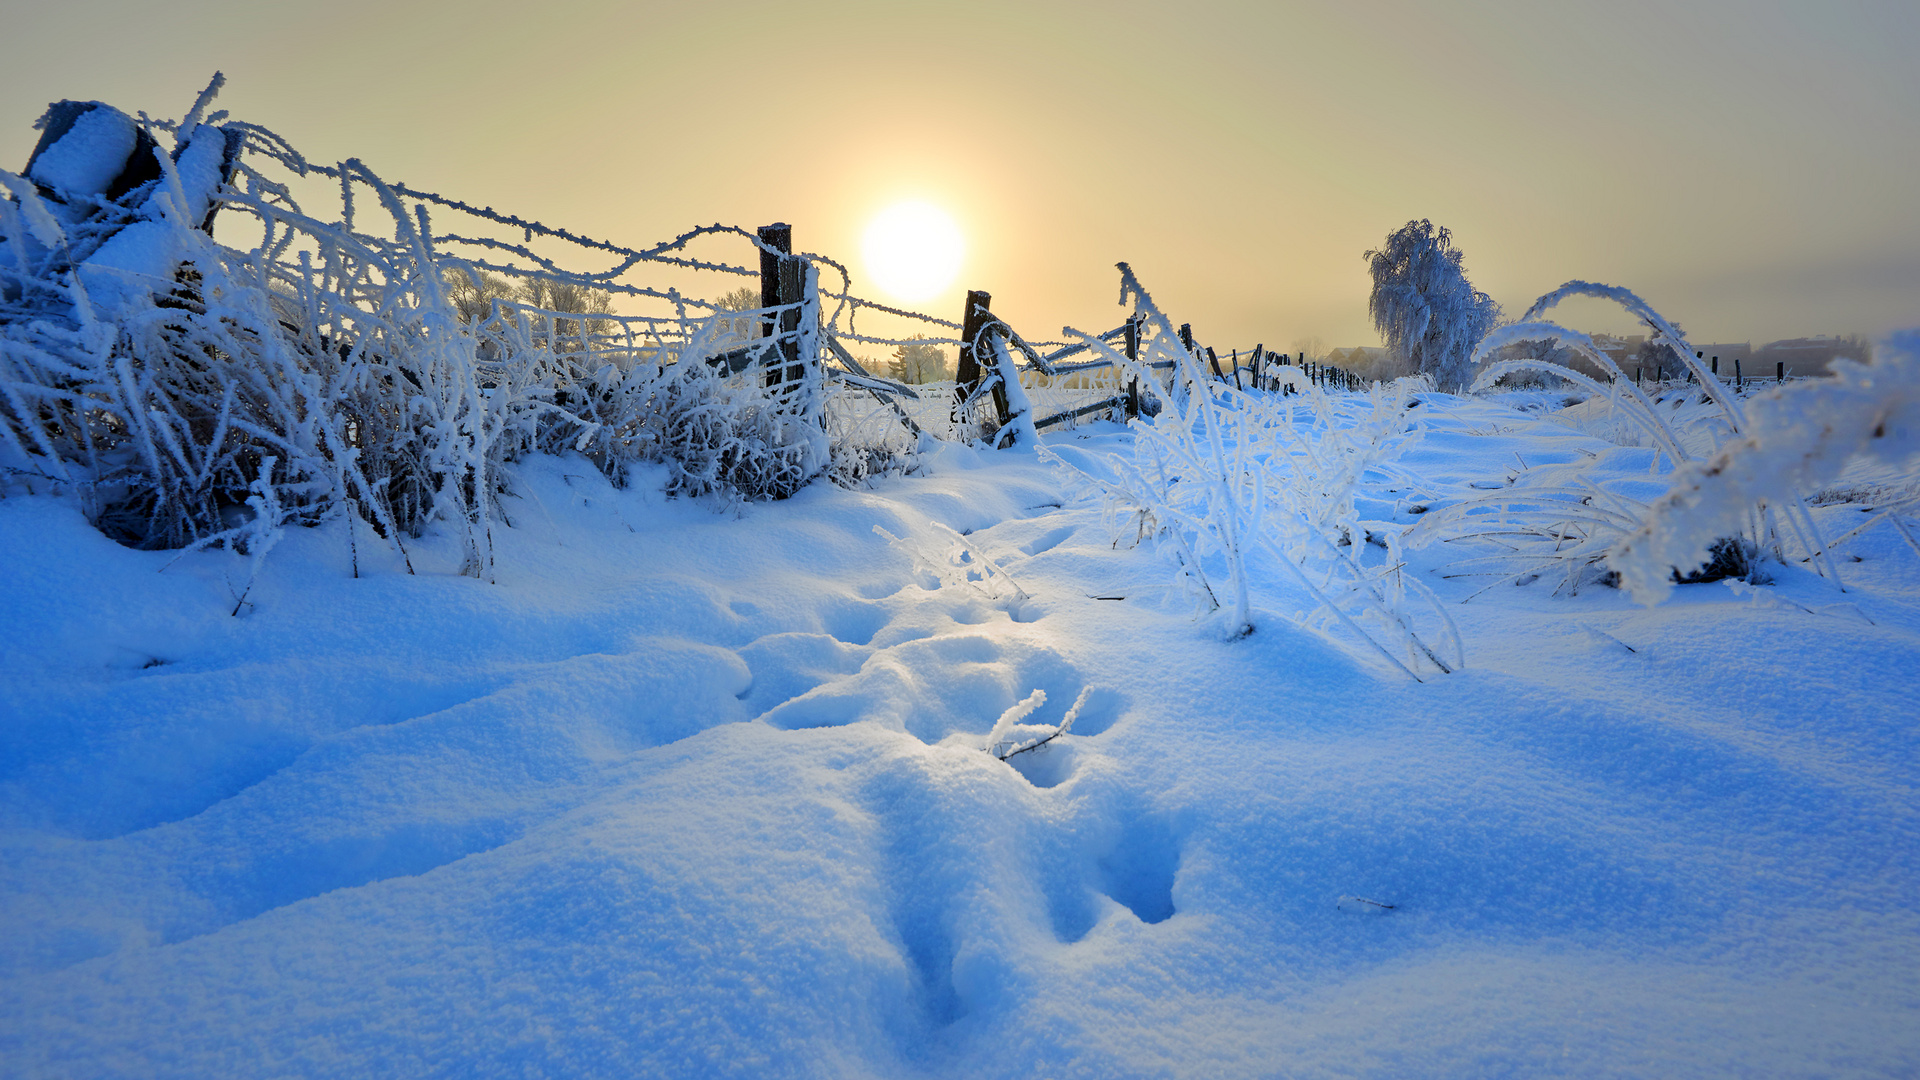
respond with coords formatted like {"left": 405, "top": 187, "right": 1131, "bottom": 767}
{"left": 3, "top": 392, "right": 1916, "bottom": 1078}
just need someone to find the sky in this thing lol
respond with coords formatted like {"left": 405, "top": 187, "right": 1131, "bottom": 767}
{"left": 4, "top": 0, "right": 1915, "bottom": 352}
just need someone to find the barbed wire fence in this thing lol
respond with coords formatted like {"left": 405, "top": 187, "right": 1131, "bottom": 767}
{"left": 1, "top": 76, "right": 1337, "bottom": 584}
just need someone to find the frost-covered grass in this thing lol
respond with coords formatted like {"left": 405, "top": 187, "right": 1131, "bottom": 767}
{"left": 1411, "top": 282, "right": 1913, "bottom": 600}
{"left": 1041, "top": 266, "right": 1458, "bottom": 676}
{"left": 1, "top": 83, "right": 919, "bottom": 583}
{"left": 4, "top": 385, "right": 1918, "bottom": 1078}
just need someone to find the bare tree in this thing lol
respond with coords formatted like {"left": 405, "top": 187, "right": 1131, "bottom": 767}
{"left": 1634, "top": 334, "right": 1686, "bottom": 381}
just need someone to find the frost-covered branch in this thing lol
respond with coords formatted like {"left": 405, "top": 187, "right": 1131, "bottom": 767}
{"left": 1040, "top": 266, "right": 1457, "bottom": 675}
{"left": 1611, "top": 332, "right": 1920, "bottom": 604}
{"left": 1420, "top": 280, "right": 1889, "bottom": 602}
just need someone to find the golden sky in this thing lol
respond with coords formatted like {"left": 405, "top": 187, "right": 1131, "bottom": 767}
{"left": 5, "top": 0, "right": 1915, "bottom": 351}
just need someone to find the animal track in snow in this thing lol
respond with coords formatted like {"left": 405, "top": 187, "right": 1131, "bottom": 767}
{"left": 1021, "top": 525, "right": 1078, "bottom": 557}
{"left": 1097, "top": 812, "right": 1180, "bottom": 925}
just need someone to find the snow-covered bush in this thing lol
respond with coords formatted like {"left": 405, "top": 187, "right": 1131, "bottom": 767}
{"left": 2, "top": 79, "right": 872, "bottom": 577}
{"left": 1042, "top": 264, "right": 1460, "bottom": 678}
{"left": 1, "top": 85, "right": 362, "bottom": 556}
{"left": 823, "top": 380, "right": 923, "bottom": 489}
{"left": 1610, "top": 329, "right": 1920, "bottom": 604}
{"left": 550, "top": 325, "right": 824, "bottom": 505}
{"left": 1408, "top": 281, "right": 1902, "bottom": 601}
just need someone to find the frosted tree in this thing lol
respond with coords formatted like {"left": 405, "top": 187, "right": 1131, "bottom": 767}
{"left": 518, "top": 277, "right": 615, "bottom": 347}
{"left": 1633, "top": 334, "right": 1685, "bottom": 380}
{"left": 712, "top": 285, "right": 760, "bottom": 341}
{"left": 1365, "top": 220, "right": 1500, "bottom": 391}
{"left": 443, "top": 269, "right": 519, "bottom": 325}
{"left": 887, "top": 334, "right": 950, "bottom": 384}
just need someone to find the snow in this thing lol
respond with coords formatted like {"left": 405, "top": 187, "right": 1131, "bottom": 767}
{"left": 3, "top": 398, "right": 1918, "bottom": 1078}
{"left": 25, "top": 104, "right": 137, "bottom": 198}
{"left": 72, "top": 219, "right": 185, "bottom": 314}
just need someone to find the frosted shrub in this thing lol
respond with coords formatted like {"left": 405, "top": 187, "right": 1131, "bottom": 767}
{"left": 546, "top": 323, "right": 823, "bottom": 504}
{"left": 1611, "top": 330, "right": 1920, "bottom": 604}
{"left": 1409, "top": 281, "right": 1887, "bottom": 599}
{"left": 0, "top": 87, "right": 365, "bottom": 556}
{"left": 1042, "top": 264, "right": 1460, "bottom": 678}
{"left": 822, "top": 382, "right": 922, "bottom": 488}
{"left": 2, "top": 79, "right": 862, "bottom": 579}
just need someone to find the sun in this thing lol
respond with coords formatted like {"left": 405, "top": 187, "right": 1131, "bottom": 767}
{"left": 861, "top": 201, "right": 964, "bottom": 304}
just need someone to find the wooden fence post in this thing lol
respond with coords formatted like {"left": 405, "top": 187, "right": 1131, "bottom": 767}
{"left": 1735, "top": 356, "right": 1743, "bottom": 390}
{"left": 1251, "top": 344, "right": 1264, "bottom": 391}
{"left": 1124, "top": 316, "right": 1141, "bottom": 418}
{"left": 1777, "top": 361, "right": 1785, "bottom": 382}
{"left": 1208, "top": 346, "right": 1230, "bottom": 386}
{"left": 758, "top": 223, "right": 803, "bottom": 387}
{"left": 954, "top": 289, "right": 1006, "bottom": 427}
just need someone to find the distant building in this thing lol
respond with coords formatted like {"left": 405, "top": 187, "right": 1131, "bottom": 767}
{"left": 1755, "top": 335, "right": 1871, "bottom": 377}
{"left": 1324, "top": 347, "right": 1397, "bottom": 380}
{"left": 1687, "top": 343, "right": 1752, "bottom": 375}
{"left": 1327, "top": 346, "right": 1389, "bottom": 368}
{"left": 1590, "top": 334, "right": 1645, "bottom": 367}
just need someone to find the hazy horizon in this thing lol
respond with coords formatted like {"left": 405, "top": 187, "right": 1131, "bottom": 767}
{"left": 5, "top": 0, "right": 1914, "bottom": 353}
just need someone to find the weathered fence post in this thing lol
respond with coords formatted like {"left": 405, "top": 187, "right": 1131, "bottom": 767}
{"left": 953, "top": 289, "right": 1008, "bottom": 428}
{"left": 1251, "top": 344, "right": 1264, "bottom": 391}
{"left": 758, "top": 223, "right": 804, "bottom": 387}
{"left": 1208, "top": 347, "right": 1230, "bottom": 386}
{"left": 1711, "top": 355, "right": 1719, "bottom": 376}
{"left": 1124, "top": 316, "right": 1141, "bottom": 418}
{"left": 1777, "top": 361, "right": 1785, "bottom": 382}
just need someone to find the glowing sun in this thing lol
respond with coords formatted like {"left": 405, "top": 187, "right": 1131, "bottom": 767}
{"left": 862, "top": 201, "right": 964, "bottom": 304}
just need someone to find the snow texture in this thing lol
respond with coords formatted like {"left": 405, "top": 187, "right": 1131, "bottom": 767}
{"left": 25, "top": 104, "right": 137, "bottom": 197}
{"left": 4, "top": 400, "right": 1918, "bottom": 1078}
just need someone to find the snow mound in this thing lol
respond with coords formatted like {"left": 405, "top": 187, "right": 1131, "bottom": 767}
{"left": 4, "top": 405, "right": 1919, "bottom": 1076}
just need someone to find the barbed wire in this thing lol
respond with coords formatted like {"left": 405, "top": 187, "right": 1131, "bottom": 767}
{"left": 832, "top": 330, "right": 967, "bottom": 350}
{"left": 219, "top": 117, "right": 1157, "bottom": 391}
{"left": 821, "top": 291, "right": 965, "bottom": 331}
